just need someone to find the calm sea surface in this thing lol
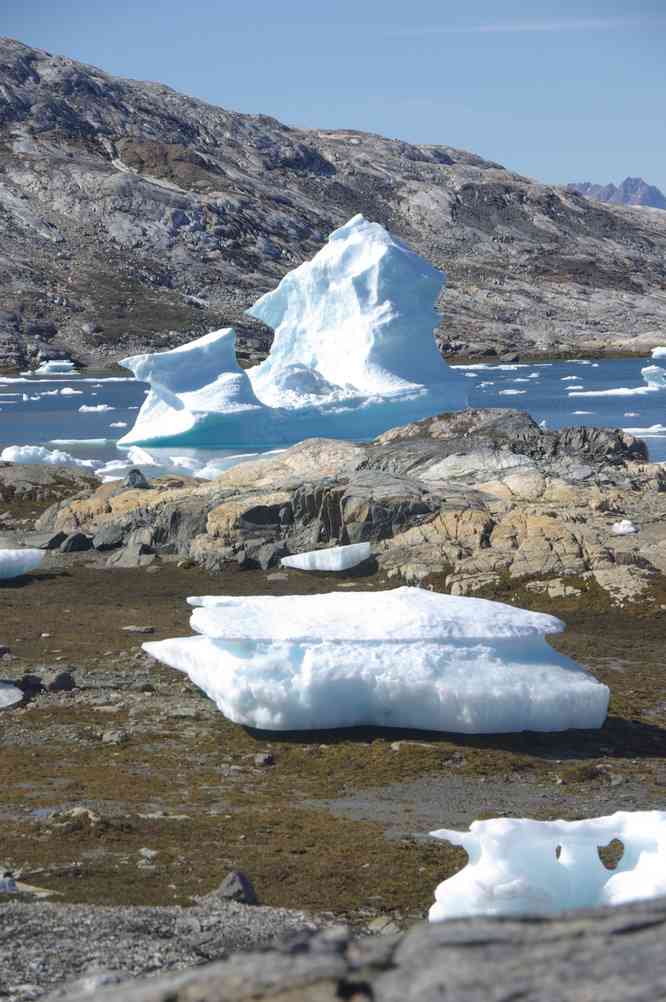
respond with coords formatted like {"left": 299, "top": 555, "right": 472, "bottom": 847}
{"left": 0, "top": 357, "right": 664, "bottom": 466}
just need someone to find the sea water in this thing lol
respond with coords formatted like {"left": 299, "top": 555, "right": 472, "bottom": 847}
{"left": 0, "top": 357, "right": 664, "bottom": 467}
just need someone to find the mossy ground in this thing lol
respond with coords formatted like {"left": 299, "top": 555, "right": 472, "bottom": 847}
{"left": 1, "top": 561, "right": 665, "bottom": 922}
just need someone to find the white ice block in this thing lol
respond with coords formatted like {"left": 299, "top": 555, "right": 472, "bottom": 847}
{"left": 144, "top": 588, "right": 609, "bottom": 733}
{"left": 429, "top": 811, "right": 666, "bottom": 920}
{"left": 280, "top": 542, "right": 371, "bottom": 571}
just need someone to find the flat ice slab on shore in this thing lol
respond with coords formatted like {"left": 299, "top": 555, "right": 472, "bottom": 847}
{"left": 429, "top": 811, "right": 666, "bottom": 920}
{"left": 0, "top": 548, "right": 44, "bottom": 579}
{"left": 144, "top": 588, "right": 609, "bottom": 732}
{"left": 118, "top": 215, "right": 467, "bottom": 447}
{"left": 280, "top": 542, "right": 371, "bottom": 572}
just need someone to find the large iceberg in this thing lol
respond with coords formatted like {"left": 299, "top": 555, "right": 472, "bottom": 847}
{"left": 118, "top": 216, "right": 467, "bottom": 448}
{"left": 429, "top": 811, "right": 666, "bottom": 920}
{"left": 143, "top": 587, "right": 609, "bottom": 732}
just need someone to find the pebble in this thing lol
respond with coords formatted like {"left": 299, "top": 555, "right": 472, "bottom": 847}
{"left": 121, "top": 626, "right": 155, "bottom": 635}
{"left": 101, "top": 729, "right": 129, "bottom": 745}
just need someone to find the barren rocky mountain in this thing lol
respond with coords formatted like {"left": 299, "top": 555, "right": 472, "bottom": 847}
{"left": 569, "top": 177, "right": 666, "bottom": 211}
{"left": 1, "top": 35, "right": 666, "bottom": 372}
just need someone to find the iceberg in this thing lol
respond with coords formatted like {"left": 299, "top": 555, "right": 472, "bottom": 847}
{"left": 280, "top": 541, "right": 371, "bottom": 572}
{"left": 143, "top": 587, "right": 609, "bottom": 732}
{"left": 429, "top": 811, "right": 666, "bottom": 920}
{"left": 0, "top": 548, "right": 45, "bottom": 580}
{"left": 118, "top": 215, "right": 467, "bottom": 448}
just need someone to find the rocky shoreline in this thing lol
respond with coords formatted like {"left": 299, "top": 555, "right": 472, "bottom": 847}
{"left": 21, "top": 407, "right": 666, "bottom": 606}
{"left": 2, "top": 411, "right": 666, "bottom": 999}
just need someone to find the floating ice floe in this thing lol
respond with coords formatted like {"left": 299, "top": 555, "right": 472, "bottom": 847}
{"left": 0, "top": 548, "right": 45, "bottom": 580}
{"left": 651, "top": 346, "right": 666, "bottom": 358}
{"left": 78, "top": 403, "right": 115, "bottom": 413}
{"left": 623, "top": 423, "right": 666, "bottom": 436}
{"left": 429, "top": 811, "right": 666, "bottom": 920}
{"left": 93, "top": 445, "right": 261, "bottom": 482}
{"left": 0, "top": 445, "right": 97, "bottom": 469}
{"left": 35, "top": 359, "right": 76, "bottom": 374}
{"left": 118, "top": 215, "right": 468, "bottom": 448}
{"left": 59, "top": 387, "right": 83, "bottom": 396}
{"left": 281, "top": 542, "right": 371, "bottom": 572}
{"left": 143, "top": 587, "right": 609, "bottom": 732}
{"left": 569, "top": 364, "right": 666, "bottom": 397}
{"left": 498, "top": 389, "right": 526, "bottom": 396}
{"left": 0, "top": 683, "right": 23, "bottom": 711}
{"left": 611, "top": 519, "right": 638, "bottom": 535}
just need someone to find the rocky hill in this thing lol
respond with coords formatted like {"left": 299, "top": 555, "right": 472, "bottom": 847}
{"left": 1, "top": 36, "right": 666, "bottom": 371}
{"left": 569, "top": 177, "right": 666, "bottom": 211}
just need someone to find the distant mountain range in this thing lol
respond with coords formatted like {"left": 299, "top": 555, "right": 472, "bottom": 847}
{"left": 567, "top": 177, "right": 666, "bottom": 210}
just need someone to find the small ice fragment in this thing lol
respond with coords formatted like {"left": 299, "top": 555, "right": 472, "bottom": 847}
{"left": 0, "top": 548, "right": 45, "bottom": 580}
{"left": 0, "top": 683, "right": 23, "bottom": 711}
{"left": 35, "top": 359, "right": 76, "bottom": 374}
{"left": 0, "top": 445, "right": 97, "bottom": 469}
{"left": 281, "top": 542, "right": 371, "bottom": 572}
{"left": 611, "top": 520, "right": 638, "bottom": 535}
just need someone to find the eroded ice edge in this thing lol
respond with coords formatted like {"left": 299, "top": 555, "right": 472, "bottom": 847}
{"left": 429, "top": 811, "right": 666, "bottom": 919}
{"left": 143, "top": 588, "right": 609, "bottom": 733}
{"left": 117, "top": 215, "right": 468, "bottom": 448}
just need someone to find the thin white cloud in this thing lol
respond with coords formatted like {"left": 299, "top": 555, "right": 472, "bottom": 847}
{"left": 394, "top": 16, "right": 665, "bottom": 36}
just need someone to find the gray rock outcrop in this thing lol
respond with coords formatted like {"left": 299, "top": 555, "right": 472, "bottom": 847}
{"left": 1, "top": 37, "right": 666, "bottom": 366}
{"left": 3, "top": 898, "right": 664, "bottom": 1002}
{"left": 32, "top": 409, "right": 666, "bottom": 602}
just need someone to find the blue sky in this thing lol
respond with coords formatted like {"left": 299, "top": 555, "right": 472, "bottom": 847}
{"left": 4, "top": 0, "right": 666, "bottom": 190}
